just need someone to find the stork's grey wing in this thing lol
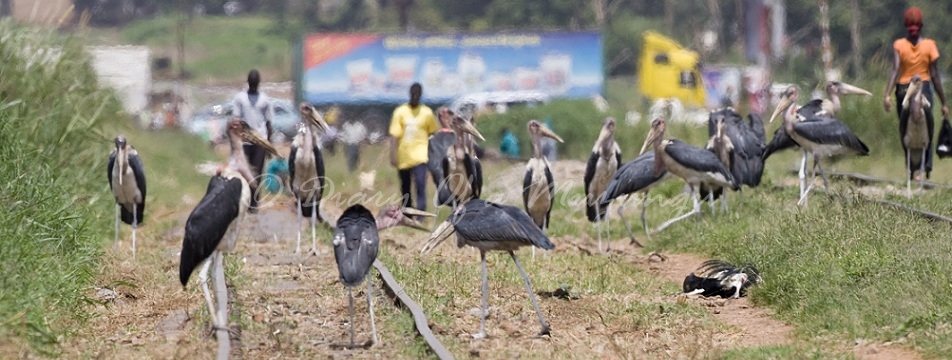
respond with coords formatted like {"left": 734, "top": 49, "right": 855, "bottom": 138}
{"left": 107, "top": 151, "right": 116, "bottom": 190}
{"left": 288, "top": 145, "right": 298, "bottom": 188}
{"left": 455, "top": 200, "right": 554, "bottom": 250}
{"left": 747, "top": 113, "right": 766, "bottom": 144}
{"left": 314, "top": 145, "right": 326, "bottom": 197}
{"left": 793, "top": 120, "right": 870, "bottom": 154}
{"left": 544, "top": 164, "right": 554, "bottom": 227}
{"left": 334, "top": 205, "right": 378, "bottom": 287}
{"left": 428, "top": 132, "right": 455, "bottom": 183}
{"left": 472, "top": 157, "right": 483, "bottom": 199}
{"left": 797, "top": 99, "right": 826, "bottom": 118}
{"left": 763, "top": 127, "right": 798, "bottom": 160}
{"left": 522, "top": 167, "right": 532, "bottom": 213}
{"left": 128, "top": 152, "right": 147, "bottom": 222}
{"left": 584, "top": 152, "right": 598, "bottom": 221}
{"left": 598, "top": 151, "right": 665, "bottom": 205}
{"left": 180, "top": 176, "right": 243, "bottom": 287}
{"left": 665, "top": 140, "right": 734, "bottom": 179}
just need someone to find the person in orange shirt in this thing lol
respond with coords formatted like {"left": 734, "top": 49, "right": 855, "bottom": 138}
{"left": 884, "top": 6, "right": 948, "bottom": 180}
{"left": 389, "top": 83, "right": 439, "bottom": 212}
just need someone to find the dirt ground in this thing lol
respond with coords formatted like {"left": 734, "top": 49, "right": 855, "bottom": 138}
{"left": 61, "top": 157, "right": 923, "bottom": 359}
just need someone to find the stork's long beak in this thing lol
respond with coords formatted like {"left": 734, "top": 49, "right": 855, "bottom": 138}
{"left": 400, "top": 207, "right": 436, "bottom": 231}
{"left": 457, "top": 120, "right": 485, "bottom": 142}
{"left": 768, "top": 95, "right": 793, "bottom": 123}
{"left": 538, "top": 126, "right": 564, "bottom": 143}
{"left": 116, "top": 145, "right": 126, "bottom": 185}
{"left": 595, "top": 125, "right": 611, "bottom": 150}
{"left": 639, "top": 126, "right": 659, "bottom": 155}
{"left": 241, "top": 126, "right": 282, "bottom": 159}
{"left": 303, "top": 105, "right": 330, "bottom": 133}
{"left": 838, "top": 82, "right": 873, "bottom": 96}
{"left": 420, "top": 220, "right": 456, "bottom": 255}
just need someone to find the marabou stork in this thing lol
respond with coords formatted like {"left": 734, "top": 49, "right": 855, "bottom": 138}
{"left": 290, "top": 103, "right": 330, "bottom": 255}
{"left": 769, "top": 86, "right": 869, "bottom": 205}
{"left": 333, "top": 204, "right": 434, "bottom": 348}
{"left": 763, "top": 81, "right": 871, "bottom": 161}
{"left": 421, "top": 199, "right": 554, "bottom": 339}
{"left": 524, "top": 120, "right": 564, "bottom": 233}
{"left": 108, "top": 135, "right": 147, "bottom": 259}
{"left": 596, "top": 150, "right": 667, "bottom": 248}
{"left": 428, "top": 130, "right": 456, "bottom": 206}
{"left": 698, "top": 114, "right": 734, "bottom": 214}
{"left": 640, "top": 117, "right": 738, "bottom": 232}
{"left": 584, "top": 117, "right": 622, "bottom": 252}
{"left": 682, "top": 260, "right": 761, "bottom": 299}
{"left": 440, "top": 115, "right": 485, "bottom": 207}
{"left": 704, "top": 107, "right": 766, "bottom": 187}
{"left": 179, "top": 119, "right": 279, "bottom": 357}
{"left": 901, "top": 75, "right": 931, "bottom": 191}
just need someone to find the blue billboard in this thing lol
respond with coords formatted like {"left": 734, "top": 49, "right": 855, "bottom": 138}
{"left": 300, "top": 32, "right": 604, "bottom": 105}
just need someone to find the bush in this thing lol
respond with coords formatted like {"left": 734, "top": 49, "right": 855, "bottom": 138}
{"left": 0, "top": 19, "right": 125, "bottom": 353}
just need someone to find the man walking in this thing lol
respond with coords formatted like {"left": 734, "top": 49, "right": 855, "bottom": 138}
{"left": 232, "top": 69, "right": 275, "bottom": 213}
{"left": 389, "top": 83, "right": 439, "bottom": 212}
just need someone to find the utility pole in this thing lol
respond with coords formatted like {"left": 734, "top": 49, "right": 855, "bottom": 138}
{"left": 176, "top": 0, "right": 187, "bottom": 79}
{"left": 818, "top": 0, "right": 834, "bottom": 80}
{"left": 849, "top": 0, "right": 862, "bottom": 77}
{"left": 664, "top": 0, "right": 674, "bottom": 35}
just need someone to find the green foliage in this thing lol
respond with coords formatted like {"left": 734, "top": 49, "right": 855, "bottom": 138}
{"left": 0, "top": 19, "right": 125, "bottom": 353}
{"left": 122, "top": 16, "right": 291, "bottom": 82}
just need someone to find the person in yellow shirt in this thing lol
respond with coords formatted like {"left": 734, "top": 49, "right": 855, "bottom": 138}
{"left": 389, "top": 83, "right": 439, "bottom": 212}
{"left": 884, "top": 6, "right": 948, "bottom": 180}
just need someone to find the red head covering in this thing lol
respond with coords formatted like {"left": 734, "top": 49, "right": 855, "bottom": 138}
{"left": 904, "top": 6, "right": 923, "bottom": 26}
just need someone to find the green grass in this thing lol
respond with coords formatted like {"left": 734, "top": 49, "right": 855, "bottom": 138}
{"left": 0, "top": 20, "right": 125, "bottom": 355}
{"left": 118, "top": 15, "right": 292, "bottom": 83}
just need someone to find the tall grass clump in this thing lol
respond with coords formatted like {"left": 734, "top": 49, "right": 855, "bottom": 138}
{"left": 0, "top": 19, "right": 125, "bottom": 354}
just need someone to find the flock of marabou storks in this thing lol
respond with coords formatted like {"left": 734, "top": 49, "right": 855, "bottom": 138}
{"left": 106, "top": 80, "right": 918, "bottom": 354}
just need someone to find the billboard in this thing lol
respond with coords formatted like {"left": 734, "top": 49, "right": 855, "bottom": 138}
{"left": 300, "top": 32, "right": 604, "bottom": 106}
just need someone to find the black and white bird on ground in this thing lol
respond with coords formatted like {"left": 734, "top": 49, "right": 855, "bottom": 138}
{"left": 108, "top": 135, "right": 147, "bottom": 259}
{"left": 290, "top": 103, "right": 329, "bottom": 255}
{"left": 640, "top": 117, "right": 738, "bottom": 234}
{"left": 421, "top": 199, "right": 554, "bottom": 339}
{"left": 683, "top": 260, "right": 761, "bottom": 299}
{"left": 179, "top": 119, "right": 280, "bottom": 359}
{"left": 901, "top": 75, "right": 930, "bottom": 192}
{"left": 333, "top": 204, "right": 434, "bottom": 348}
{"left": 584, "top": 117, "right": 621, "bottom": 252}
{"left": 769, "top": 86, "right": 869, "bottom": 205}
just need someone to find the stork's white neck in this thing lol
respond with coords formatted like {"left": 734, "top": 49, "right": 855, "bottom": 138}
{"left": 227, "top": 131, "right": 256, "bottom": 187}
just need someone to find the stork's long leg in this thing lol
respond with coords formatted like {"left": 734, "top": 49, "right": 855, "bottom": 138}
{"left": 198, "top": 257, "right": 220, "bottom": 328}
{"left": 212, "top": 251, "right": 231, "bottom": 357}
{"left": 919, "top": 149, "right": 926, "bottom": 190}
{"left": 798, "top": 150, "right": 808, "bottom": 199}
{"left": 295, "top": 197, "right": 303, "bottom": 254}
{"left": 692, "top": 184, "right": 701, "bottom": 224}
{"left": 720, "top": 192, "right": 729, "bottom": 213}
{"left": 310, "top": 198, "right": 318, "bottom": 255}
{"left": 707, "top": 188, "right": 715, "bottom": 216}
{"left": 132, "top": 206, "right": 137, "bottom": 260}
{"left": 595, "top": 201, "right": 604, "bottom": 253}
{"left": 473, "top": 251, "right": 489, "bottom": 339}
{"left": 640, "top": 192, "right": 650, "bottom": 240}
{"left": 906, "top": 150, "right": 912, "bottom": 195}
{"left": 367, "top": 276, "right": 378, "bottom": 346}
{"left": 509, "top": 250, "right": 550, "bottom": 337}
{"left": 114, "top": 204, "right": 119, "bottom": 249}
{"left": 815, "top": 154, "right": 830, "bottom": 191}
{"left": 604, "top": 202, "right": 611, "bottom": 250}
{"left": 651, "top": 186, "right": 699, "bottom": 235}
{"left": 348, "top": 287, "right": 355, "bottom": 348}
{"left": 617, "top": 195, "right": 641, "bottom": 247}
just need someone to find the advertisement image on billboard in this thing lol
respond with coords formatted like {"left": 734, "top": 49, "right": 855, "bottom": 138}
{"left": 301, "top": 32, "right": 604, "bottom": 106}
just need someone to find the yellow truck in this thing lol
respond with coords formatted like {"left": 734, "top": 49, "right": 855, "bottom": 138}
{"left": 638, "top": 31, "right": 706, "bottom": 107}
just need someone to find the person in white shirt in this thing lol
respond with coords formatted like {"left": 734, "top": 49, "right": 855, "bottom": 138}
{"left": 232, "top": 69, "right": 274, "bottom": 213}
